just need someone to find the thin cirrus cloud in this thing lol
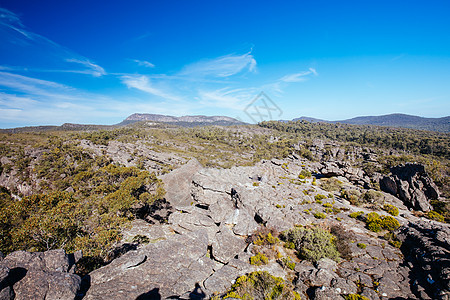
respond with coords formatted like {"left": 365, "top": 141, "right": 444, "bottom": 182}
{"left": 65, "top": 59, "right": 106, "bottom": 77}
{"left": 0, "top": 6, "right": 321, "bottom": 126}
{"left": 132, "top": 59, "right": 155, "bottom": 68}
{"left": 178, "top": 52, "right": 257, "bottom": 78}
{"left": 279, "top": 68, "right": 318, "bottom": 82}
{"left": 121, "top": 75, "right": 182, "bottom": 102}
{"left": 197, "top": 87, "right": 258, "bottom": 110}
{"left": 0, "top": 8, "right": 106, "bottom": 78}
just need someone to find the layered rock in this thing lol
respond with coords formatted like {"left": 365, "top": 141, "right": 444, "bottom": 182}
{"left": 380, "top": 163, "right": 440, "bottom": 211}
{"left": 396, "top": 221, "right": 450, "bottom": 299}
{"left": 0, "top": 249, "right": 81, "bottom": 300}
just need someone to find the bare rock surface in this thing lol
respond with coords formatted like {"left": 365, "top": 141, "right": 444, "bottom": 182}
{"left": 380, "top": 163, "right": 440, "bottom": 211}
{"left": 397, "top": 220, "right": 450, "bottom": 299}
{"left": 84, "top": 229, "right": 214, "bottom": 299}
{"left": 161, "top": 158, "right": 203, "bottom": 209}
{"left": 0, "top": 249, "right": 81, "bottom": 300}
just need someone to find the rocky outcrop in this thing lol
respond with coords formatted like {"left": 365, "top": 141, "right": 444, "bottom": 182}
{"left": 84, "top": 229, "right": 215, "bottom": 299}
{"left": 380, "top": 163, "right": 439, "bottom": 211}
{"left": 396, "top": 221, "right": 450, "bottom": 299}
{"left": 5, "top": 157, "right": 446, "bottom": 300}
{"left": 161, "top": 158, "right": 203, "bottom": 209}
{"left": 0, "top": 249, "right": 81, "bottom": 300}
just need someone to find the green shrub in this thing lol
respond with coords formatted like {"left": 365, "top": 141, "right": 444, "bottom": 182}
{"left": 381, "top": 216, "right": 401, "bottom": 231}
{"left": 344, "top": 294, "right": 369, "bottom": 300}
{"left": 426, "top": 211, "right": 445, "bottom": 222}
{"left": 314, "top": 212, "right": 327, "bottom": 219}
{"left": 349, "top": 211, "right": 364, "bottom": 219}
{"left": 250, "top": 252, "right": 269, "bottom": 265}
{"left": 284, "top": 241, "right": 295, "bottom": 249}
{"left": 253, "top": 182, "right": 260, "bottom": 187}
{"left": 341, "top": 189, "right": 362, "bottom": 206}
{"left": 281, "top": 226, "right": 340, "bottom": 263}
{"left": 315, "top": 194, "right": 327, "bottom": 201}
{"left": 251, "top": 228, "right": 280, "bottom": 246}
{"left": 383, "top": 204, "right": 399, "bottom": 216}
{"left": 357, "top": 243, "right": 366, "bottom": 249}
{"left": 224, "top": 271, "right": 301, "bottom": 300}
{"left": 320, "top": 177, "right": 343, "bottom": 192}
{"left": 299, "top": 169, "right": 312, "bottom": 178}
{"left": 365, "top": 212, "right": 400, "bottom": 232}
{"left": 363, "top": 190, "right": 384, "bottom": 205}
{"left": 279, "top": 257, "right": 296, "bottom": 270}
{"left": 131, "top": 235, "right": 150, "bottom": 244}
{"left": 323, "top": 203, "right": 332, "bottom": 208}
{"left": 389, "top": 240, "right": 402, "bottom": 248}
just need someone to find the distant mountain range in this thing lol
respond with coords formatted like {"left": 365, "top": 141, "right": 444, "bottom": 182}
{"left": 293, "top": 113, "right": 450, "bottom": 132}
{"left": 118, "top": 113, "right": 246, "bottom": 127}
{"left": 1, "top": 113, "right": 448, "bottom": 133}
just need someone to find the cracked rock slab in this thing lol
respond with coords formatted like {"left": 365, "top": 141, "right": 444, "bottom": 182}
{"left": 85, "top": 230, "right": 214, "bottom": 300}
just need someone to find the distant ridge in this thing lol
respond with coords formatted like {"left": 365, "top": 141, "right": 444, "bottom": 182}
{"left": 118, "top": 113, "right": 246, "bottom": 127}
{"left": 293, "top": 113, "right": 449, "bottom": 132}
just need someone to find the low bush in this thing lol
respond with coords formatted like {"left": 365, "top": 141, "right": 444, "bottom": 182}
{"left": 357, "top": 243, "right": 367, "bottom": 249}
{"left": 315, "top": 194, "right": 327, "bottom": 201}
{"left": 330, "top": 224, "right": 355, "bottom": 260}
{"left": 299, "top": 169, "right": 312, "bottom": 178}
{"left": 344, "top": 294, "right": 369, "bottom": 300}
{"left": 365, "top": 212, "right": 400, "bottom": 232}
{"left": 248, "top": 227, "right": 280, "bottom": 246}
{"left": 278, "top": 257, "right": 296, "bottom": 270}
{"left": 313, "top": 212, "right": 327, "bottom": 219}
{"left": 281, "top": 226, "right": 340, "bottom": 263}
{"left": 341, "top": 189, "right": 362, "bottom": 206}
{"left": 363, "top": 190, "right": 384, "bottom": 205}
{"left": 426, "top": 210, "right": 445, "bottom": 222}
{"left": 382, "top": 204, "right": 399, "bottom": 216}
{"left": 250, "top": 252, "right": 268, "bottom": 266}
{"left": 224, "top": 271, "right": 301, "bottom": 300}
{"left": 320, "top": 177, "right": 342, "bottom": 192}
{"left": 349, "top": 211, "right": 364, "bottom": 219}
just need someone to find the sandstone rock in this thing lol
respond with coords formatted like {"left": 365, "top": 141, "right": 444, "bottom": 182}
{"left": 361, "top": 287, "right": 380, "bottom": 300}
{"left": 0, "top": 249, "right": 81, "bottom": 300}
{"left": 168, "top": 208, "right": 219, "bottom": 241}
{"left": 320, "top": 162, "right": 344, "bottom": 177}
{"left": 211, "top": 226, "right": 247, "bottom": 264}
{"left": 85, "top": 230, "right": 214, "bottom": 299}
{"left": 380, "top": 163, "right": 439, "bottom": 211}
{"left": 330, "top": 278, "right": 357, "bottom": 295}
{"left": 311, "top": 286, "right": 345, "bottom": 300}
{"left": 397, "top": 221, "right": 450, "bottom": 299}
{"left": 161, "top": 158, "right": 203, "bottom": 209}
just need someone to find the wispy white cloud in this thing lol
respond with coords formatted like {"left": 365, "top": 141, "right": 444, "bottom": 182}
{"left": 121, "top": 75, "right": 182, "bottom": 101}
{"left": 1, "top": 8, "right": 106, "bottom": 78}
{"left": 66, "top": 59, "right": 106, "bottom": 77}
{"left": 279, "top": 68, "right": 318, "bottom": 82}
{"left": 197, "top": 87, "right": 257, "bottom": 110}
{"left": 0, "top": 8, "right": 24, "bottom": 27}
{"left": 132, "top": 59, "right": 155, "bottom": 68}
{"left": 179, "top": 52, "right": 257, "bottom": 78}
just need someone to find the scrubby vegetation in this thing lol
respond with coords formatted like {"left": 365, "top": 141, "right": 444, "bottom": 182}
{"left": 365, "top": 212, "right": 400, "bottom": 232}
{"left": 281, "top": 226, "right": 340, "bottom": 263}
{"left": 383, "top": 204, "right": 399, "bottom": 216}
{"left": 224, "top": 271, "right": 301, "bottom": 300}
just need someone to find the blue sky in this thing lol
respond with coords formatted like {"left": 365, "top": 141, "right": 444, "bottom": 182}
{"left": 0, "top": 0, "right": 449, "bottom": 127}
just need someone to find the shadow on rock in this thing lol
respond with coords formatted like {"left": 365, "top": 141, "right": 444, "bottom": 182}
{"left": 136, "top": 288, "right": 161, "bottom": 300}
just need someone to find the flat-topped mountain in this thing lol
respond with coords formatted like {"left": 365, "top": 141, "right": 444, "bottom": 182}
{"left": 119, "top": 113, "right": 246, "bottom": 127}
{"left": 293, "top": 113, "right": 450, "bottom": 132}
